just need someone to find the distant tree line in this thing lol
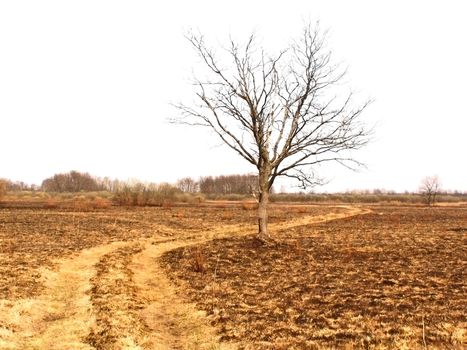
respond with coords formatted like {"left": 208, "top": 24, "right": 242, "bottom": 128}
{"left": 38, "top": 171, "right": 260, "bottom": 195}
{"left": 176, "top": 177, "right": 199, "bottom": 193}
{"left": 176, "top": 174, "right": 259, "bottom": 195}
{"left": 39, "top": 171, "right": 139, "bottom": 193}
{"left": 113, "top": 181, "right": 181, "bottom": 206}
{"left": 41, "top": 171, "right": 103, "bottom": 192}
{"left": 201, "top": 174, "right": 258, "bottom": 194}
{"left": 6, "top": 171, "right": 260, "bottom": 196}
{"left": 3, "top": 172, "right": 467, "bottom": 204}
{"left": 0, "top": 179, "right": 37, "bottom": 192}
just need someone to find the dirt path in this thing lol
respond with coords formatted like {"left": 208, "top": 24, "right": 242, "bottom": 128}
{"left": 126, "top": 205, "right": 371, "bottom": 350}
{"left": 0, "top": 241, "right": 130, "bottom": 350}
{"left": 0, "top": 205, "right": 369, "bottom": 350}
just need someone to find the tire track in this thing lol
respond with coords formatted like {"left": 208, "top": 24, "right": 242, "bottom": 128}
{"left": 0, "top": 205, "right": 369, "bottom": 349}
{"left": 86, "top": 244, "right": 147, "bottom": 350}
{"left": 126, "top": 205, "right": 371, "bottom": 350}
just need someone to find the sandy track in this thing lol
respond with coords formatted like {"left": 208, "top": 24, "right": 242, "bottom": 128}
{"left": 0, "top": 241, "right": 129, "bottom": 350}
{"left": 0, "top": 205, "right": 369, "bottom": 350}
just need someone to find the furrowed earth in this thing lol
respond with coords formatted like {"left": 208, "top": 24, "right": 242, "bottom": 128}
{"left": 0, "top": 203, "right": 465, "bottom": 349}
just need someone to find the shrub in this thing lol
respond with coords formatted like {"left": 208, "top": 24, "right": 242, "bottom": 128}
{"left": 0, "top": 180, "right": 7, "bottom": 199}
{"left": 175, "top": 192, "right": 206, "bottom": 205}
{"left": 70, "top": 198, "right": 111, "bottom": 211}
{"left": 113, "top": 185, "right": 134, "bottom": 206}
{"left": 92, "top": 197, "right": 112, "bottom": 209}
{"left": 41, "top": 170, "right": 101, "bottom": 192}
{"left": 113, "top": 182, "right": 181, "bottom": 206}
{"left": 204, "top": 193, "right": 251, "bottom": 201}
{"left": 189, "top": 247, "right": 207, "bottom": 273}
{"left": 43, "top": 198, "right": 58, "bottom": 209}
{"left": 241, "top": 201, "right": 258, "bottom": 210}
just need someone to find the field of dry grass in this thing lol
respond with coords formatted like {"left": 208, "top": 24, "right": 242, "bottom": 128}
{"left": 0, "top": 202, "right": 465, "bottom": 349}
{"left": 163, "top": 205, "right": 467, "bottom": 349}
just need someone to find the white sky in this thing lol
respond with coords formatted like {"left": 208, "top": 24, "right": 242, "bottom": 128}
{"left": 1, "top": 0, "right": 466, "bottom": 192}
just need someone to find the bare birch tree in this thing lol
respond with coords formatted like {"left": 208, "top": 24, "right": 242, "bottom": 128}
{"left": 419, "top": 175, "right": 441, "bottom": 206}
{"left": 176, "top": 24, "right": 371, "bottom": 241}
{"left": 176, "top": 177, "right": 199, "bottom": 193}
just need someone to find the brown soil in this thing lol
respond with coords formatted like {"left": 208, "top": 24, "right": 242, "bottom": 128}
{"left": 0, "top": 203, "right": 465, "bottom": 349}
{"left": 0, "top": 203, "right": 340, "bottom": 349}
{"left": 162, "top": 206, "right": 467, "bottom": 349}
{"left": 0, "top": 204, "right": 334, "bottom": 301}
{"left": 86, "top": 243, "right": 147, "bottom": 349}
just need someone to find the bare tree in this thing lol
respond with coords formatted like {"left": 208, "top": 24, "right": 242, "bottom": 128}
{"left": 176, "top": 177, "right": 199, "bottom": 193}
{"left": 176, "top": 24, "right": 371, "bottom": 241}
{"left": 198, "top": 174, "right": 257, "bottom": 195}
{"left": 419, "top": 175, "right": 441, "bottom": 206}
{"left": 41, "top": 171, "right": 100, "bottom": 192}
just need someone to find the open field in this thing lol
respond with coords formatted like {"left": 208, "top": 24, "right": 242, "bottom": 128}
{"left": 163, "top": 205, "right": 467, "bottom": 349}
{"left": 0, "top": 203, "right": 465, "bottom": 349}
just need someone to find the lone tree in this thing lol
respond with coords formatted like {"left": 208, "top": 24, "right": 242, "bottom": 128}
{"left": 419, "top": 175, "right": 441, "bottom": 206}
{"left": 176, "top": 24, "right": 371, "bottom": 241}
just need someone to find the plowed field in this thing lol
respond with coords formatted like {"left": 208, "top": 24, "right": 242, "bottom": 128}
{"left": 162, "top": 206, "right": 467, "bottom": 349}
{"left": 0, "top": 203, "right": 465, "bottom": 349}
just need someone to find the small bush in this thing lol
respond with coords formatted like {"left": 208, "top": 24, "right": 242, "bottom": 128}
{"left": 294, "top": 206, "right": 308, "bottom": 214}
{"left": 71, "top": 199, "right": 91, "bottom": 211}
{"left": 175, "top": 192, "right": 206, "bottom": 205}
{"left": 43, "top": 198, "right": 58, "bottom": 209}
{"left": 92, "top": 197, "right": 112, "bottom": 209}
{"left": 291, "top": 239, "right": 304, "bottom": 256}
{"left": 204, "top": 193, "right": 251, "bottom": 201}
{"left": 241, "top": 201, "right": 258, "bottom": 210}
{"left": 189, "top": 247, "right": 207, "bottom": 273}
{"left": 0, "top": 180, "right": 7, "bottom": 200}
{"left": 113, "top": 182, "right": 181, "bottom": 207}
{"left": 70, "top": 198, "right": 111, "bottom": 211}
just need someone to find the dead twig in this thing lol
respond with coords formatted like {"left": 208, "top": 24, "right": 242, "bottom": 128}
{"left": 213, "top": 254, "right": 220, "bottom": 279}
{"left": 422, "top": 315, "right": 427, "bottom": 350}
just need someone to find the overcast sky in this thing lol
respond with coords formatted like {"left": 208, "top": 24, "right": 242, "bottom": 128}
{"left": 1, "top": 1, "right": 466, "bottom": 192}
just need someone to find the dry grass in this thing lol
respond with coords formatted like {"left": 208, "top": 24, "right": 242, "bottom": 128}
{"left": 0, "top": 241, "right": 129, "bottom": 349}
{"left": 86, "top": 244, "right": 147, "bottom": 349}
{"left": 162, "top": 206, "right": 467, "bottom": 349}
{"left": 0, "top": 204, "right": 287, "bottom": 349}
{"left": 2, "top": 203, "right": 462, "bottom": 349}
{"left": 0, "top": 181, "right": 7, "bottom": 200}
{"left": 241, "top": 201, "right": 258, "bottom": 211}
{"left": 130, "top": 239, "right": 237, "bottom": 350}
{"left": 0, "top": 208, "right": 161, "bottom": 300}
{"left": 190, "top": 247, "right": 207, "bottom": 273}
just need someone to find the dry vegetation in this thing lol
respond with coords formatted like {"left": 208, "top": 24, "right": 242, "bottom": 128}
{"left": 163, "top": 206, "right": 467, "bottom": 349}
{"left": 0, "top": 203, "right": 330, "bottom": 300}
{"left": 0, "top": 181, "right": 6, "bottom": 199}
{"left": 0, "top": 201, "right": 465, "bottom": 349}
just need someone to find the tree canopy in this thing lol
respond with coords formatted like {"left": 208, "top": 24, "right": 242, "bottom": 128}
{"left": 176, "top": 23, "right": 371, "bottom": 239}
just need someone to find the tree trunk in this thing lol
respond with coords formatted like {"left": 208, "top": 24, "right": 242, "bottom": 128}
{"left": 257, "top": 190, "right": 269, "bottom": 241}
{"left": 257, "top": 169, "right": 270, "bottom": 241}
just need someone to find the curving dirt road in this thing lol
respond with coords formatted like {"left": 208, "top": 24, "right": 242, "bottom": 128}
{"left": 0, "top": 206, "right": 370, "bottom": 350}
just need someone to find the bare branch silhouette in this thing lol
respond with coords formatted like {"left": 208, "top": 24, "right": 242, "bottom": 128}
{"left": 174, "top": 23, "right": 371, "bottom": 240}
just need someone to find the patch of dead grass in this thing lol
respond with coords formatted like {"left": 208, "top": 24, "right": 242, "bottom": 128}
{"left": 163, "top": 206, "right": 467, "bottom": 349}
{"left": 130, "top": 240, "right": 237, "bottom": 350}
{"left": 0, "top": 204, "right": 377, "bottom": 349}
{"left": 0, "top": 241, "right": 129, "bottom": 349}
